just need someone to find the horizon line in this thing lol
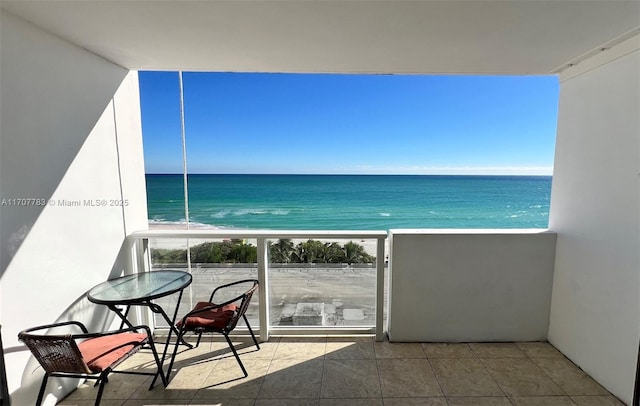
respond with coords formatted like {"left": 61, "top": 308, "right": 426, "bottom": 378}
{"left": 145, "top": 172, "right": 553, "bottom": 177}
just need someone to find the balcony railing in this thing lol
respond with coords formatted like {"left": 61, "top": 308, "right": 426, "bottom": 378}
{"left": 125, "top": 229, "right": 388, "bottom": 341}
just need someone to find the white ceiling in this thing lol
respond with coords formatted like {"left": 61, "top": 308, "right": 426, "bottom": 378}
{"left": 2, "top": 0, "right": 639, "bottom": 74}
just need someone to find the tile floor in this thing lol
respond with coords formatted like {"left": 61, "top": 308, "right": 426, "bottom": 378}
{"left": 59, "top": 337, "right": 626, "bottom": 406}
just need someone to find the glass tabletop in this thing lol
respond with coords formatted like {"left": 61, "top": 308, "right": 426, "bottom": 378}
{"left": 87, "top": 270, "right": 192, "bottom": 305}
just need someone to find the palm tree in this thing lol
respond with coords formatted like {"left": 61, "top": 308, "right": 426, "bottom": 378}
{"left": 343, "top": 241, "right": 375, "bottom": 265}
{"left": 325, "top": 242, "right": 346, "bottom": 263}
{"left": 269, "top": 239, "right": 295, "bottom": 263}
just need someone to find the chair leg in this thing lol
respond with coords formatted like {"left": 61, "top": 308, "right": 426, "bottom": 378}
{"left": 148, "top": 335, "right": 168, "bottom": 389}
{"left": 35, "top": 374, "right": 49, "bottom": 406}
{"left": 243, "top": 314, "right": 260, "bottom": 350}
{"left": 224, "top": 333, "right": 247, "bottom": 377}
{"left": 94, "top": 371, "right": 109, "bottom": 406}
{"left": 195, "top": 331, "right": 203, "bottom": 348}
{"left": 165, "top": 328, "right": 187, "bottom": 383}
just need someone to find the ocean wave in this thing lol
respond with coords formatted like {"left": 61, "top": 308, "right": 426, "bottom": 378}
{"left": 149, "top": 218, "right": 185, "bottom": 225}
{"left": 211, "top": 210, "right": 230, "bottom": 218}
{"left": 209, "top": 208, "right": 290, "bottom": 217}
{"left": 234, "top": 209, "right": 268, "bottom": 216}
{"left": 378, "top": 212, "right": 391, "bottom": 217}
{"left": 271, "top": 210, "right": 290, "bottom": 215}
{"left": 147, "top": 219, "right": 225, "bottom": 230}
{"left": 232, "top": 209, "right": 290, "bottom": 216}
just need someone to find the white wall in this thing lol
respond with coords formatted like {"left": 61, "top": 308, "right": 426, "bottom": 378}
{"left": 0, "top": 11, "right": 148, "bottom": 405}
{"left": 387, "top": 229, "right": 557, "bottom": 342}
{"left": 548, "top": 35, "right": 640, "bottom": 405}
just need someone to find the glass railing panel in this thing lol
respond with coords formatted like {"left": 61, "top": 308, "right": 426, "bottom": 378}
{"left": 266, "top": 238, "right": 377, "bottom": 329}
{"left": 147, "top": 236, "right": 189, "bottom": 329}
{"left": 148, "top": 237, "right": 260, "bottom": 330}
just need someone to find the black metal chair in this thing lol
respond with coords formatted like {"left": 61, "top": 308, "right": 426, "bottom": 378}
{"left": 18, "top": 321, "right": 166, "bottom": 406}
{"left": 166, "top": 279, "right": 260, "bottom": 381}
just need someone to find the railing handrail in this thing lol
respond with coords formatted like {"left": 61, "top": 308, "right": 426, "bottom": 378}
{"left": 129, "top": 229, "right": 387, "bottom": 240}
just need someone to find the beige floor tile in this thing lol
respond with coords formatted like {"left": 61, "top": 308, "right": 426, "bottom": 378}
{"left": 469, "top": 343, "right": 526, "bottom": 357}
{"left": 532, "top": 357, "right": 609, "bottom": 396}
{"left": 117, "top": 349, "right": 163, "bottom": 371}
{"left": 516, "top": 342, "right": 564, "bottom": 358}
{"left": 480, "top": 357, "right": 564, "bottom": 396}
{"left": 100, "top": 374, "right": 152, "bottom": 400}
{"left": 571, "top": 395, "right": 626, "bottom": 405}
{"left": 165, "top": 359, "right": 218, "bottom": 390}
{"left": 430, "top": 357, "right": 503, "bottom": 397}
{"left": 320, "top": 359, "right": 381, "bottom": 398}
{"left": 166, "top": 340, "right": 235, "bottom": 375}
{"left": 274, "top": 337, "right": 327, "bottom": 360}
{"left": 319, "top": 398, "right": 383, "bottom": 406}
{"left": 377, "top": 358, "right": 443, "bottom": 397}
{"left": 189, "top": 399, "right": 255, "bottom": 406}
{"left": 325, "top": 337, "right": 376, "bottom": 359}
{"left": 129, "top": 384, "right": 197, "bottom": 402}
{"left": 124, "top": 400, "right": 197, "bottom": 405}
{"left": 446, "top": 397, "right": 512, "bottom": 405}
{"left": 511, "top": 396, "right": 577, "bottom": 405}
{"left": 57, "top": 339, "right": 621, "bottom": 405}
{"left": 236, "top": 338, "right": 279, "bottom": 360}
{"left": 58, "top": 400, "right": 92, "bottom": 406}
{"left": 254, "top": 400, "right": 319, "bottom": 406}
{"left": 192, "top": 359, "right": 270, "bottom": 399}
{"left": 423, "top": 343, "right": 475, "bottom": 358}
{"left": 374, "top": 341, "right": 426, "bottom": 358}
{"left": 60, "top": 399, "right": 127, "bottom": 406}
{"left": 62, "top": 382, "right": 106, "bottom": 401}
{"left": 383, "top": 398, "right": 448, "bottom": 406}
{"left": 205, "top": 357, "right": 270, "bottom": 383}
{"left": 167, "top": 361, "right": 218, "bottom": 390}
{"left": 62, "top": 373, "right": 152, "bottom": 402}
{"left": 177, "top": 337, "right": 229, "bottom": 352}
{"left": 258, "top": 358, "right": 324, "bottom": 398}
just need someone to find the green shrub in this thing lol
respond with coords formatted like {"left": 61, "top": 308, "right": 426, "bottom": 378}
{"left": 151, "top": 239, "right": 375, "bottom": 265}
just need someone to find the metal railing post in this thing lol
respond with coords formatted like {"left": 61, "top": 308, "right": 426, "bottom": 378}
{"left": 257, "top": 237, "right": 270, "bottom": 342}
{"left": 375, "top": 236, "right": 386, "bottom": 341}
{"left": 131, "top": 237, "right": 153, "bottom": 328}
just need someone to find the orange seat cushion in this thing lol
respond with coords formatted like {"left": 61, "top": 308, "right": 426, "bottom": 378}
{"left": 179, "top": 302, "right": 238, "bottom": 330}
{"left": 78, "top": 332, "right": 147, "bottom": 372}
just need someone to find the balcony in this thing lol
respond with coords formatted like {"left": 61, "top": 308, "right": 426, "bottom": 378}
{"left": 5, "top": 228, "right": 629, "bottom": 405}
{"left": 44, "top": 228, "right": 626, "bottom": 404}
{"left": 2, "top": 3, "right": 639, "bottom": 405}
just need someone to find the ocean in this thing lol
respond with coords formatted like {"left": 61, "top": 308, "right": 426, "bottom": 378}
{"left": 146, "top": 174, "right": 552, "bottom": 230}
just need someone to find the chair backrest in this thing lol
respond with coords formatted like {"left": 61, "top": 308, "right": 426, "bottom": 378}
{"left": 225, "top": 280, "right": 259, "bottom": 332}
{"left": 18, "top": 332, "right": 91, "bottom": 375}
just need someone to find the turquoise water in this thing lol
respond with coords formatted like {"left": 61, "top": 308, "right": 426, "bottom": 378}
{"left": 146, "top": 174, "right": 552, "bottom": 230}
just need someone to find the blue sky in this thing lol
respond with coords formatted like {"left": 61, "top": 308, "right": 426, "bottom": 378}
{"left": 139, "top": 72, "right": 558, "bottom": 175}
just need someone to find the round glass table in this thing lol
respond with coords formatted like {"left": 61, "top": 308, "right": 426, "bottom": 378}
{"left": 88, "top": 270, "right": 193, "bottom": 385}
{"left": 88, "top": 270, "right": 192, "bottom": 305}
